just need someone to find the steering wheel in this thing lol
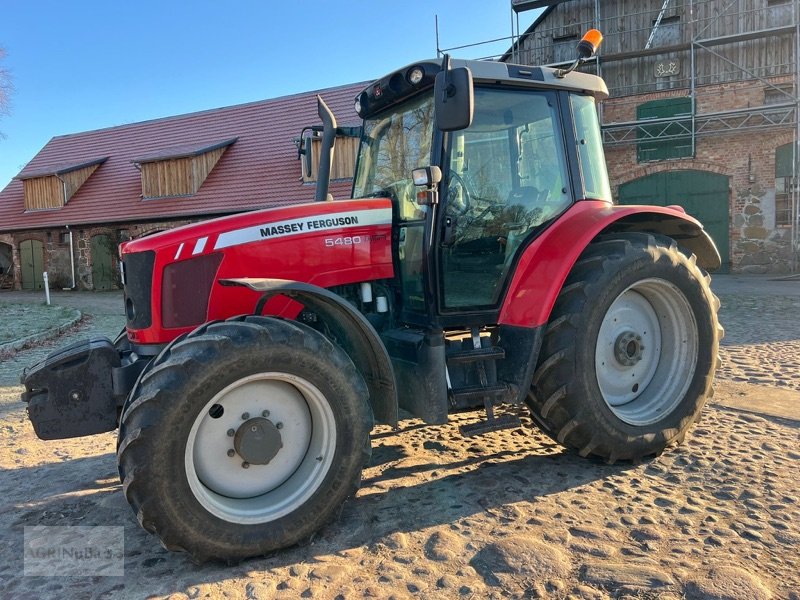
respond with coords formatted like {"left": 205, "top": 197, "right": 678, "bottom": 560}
{"left": 446, "top": 171, "right": 471, "bottom": 216}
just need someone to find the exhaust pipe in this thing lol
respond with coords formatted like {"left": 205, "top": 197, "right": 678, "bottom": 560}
{"left": 315, "top": 95, "right": 337, "bottom": 202}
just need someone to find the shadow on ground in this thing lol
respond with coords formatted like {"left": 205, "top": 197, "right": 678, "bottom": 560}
{"left": 0, "top": 420, "right": 628, "bottom": 597}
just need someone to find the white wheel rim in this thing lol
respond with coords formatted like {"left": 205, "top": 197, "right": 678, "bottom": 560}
{"left": 184, "top": 373, "right": 336, "bottom": 524}
{"left": 595, "top": 278, "right": 698, "bottom": 426}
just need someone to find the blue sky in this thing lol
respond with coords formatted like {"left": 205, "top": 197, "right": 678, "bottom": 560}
{"left": 0, "top": 1, "right": 542, "bottom": 190}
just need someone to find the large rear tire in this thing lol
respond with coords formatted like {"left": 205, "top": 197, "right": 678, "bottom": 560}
{"left": 526, "top": 233, "right": 721, "bottom": 462}
{"left": 117, "top": 316, "right": 372, "bottom": 562}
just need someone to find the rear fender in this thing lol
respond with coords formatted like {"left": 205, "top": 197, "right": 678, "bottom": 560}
{"left": 220, "top": 278, "right": 398, "bottom": 426}
{"left": 499, "top": 201, "right": 720, "bottom": 328}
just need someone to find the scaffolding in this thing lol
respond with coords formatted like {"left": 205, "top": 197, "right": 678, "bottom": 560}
{"left": 438, "top": 0, "right": 800, "bottom": 270}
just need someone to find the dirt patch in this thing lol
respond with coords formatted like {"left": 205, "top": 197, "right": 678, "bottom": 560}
{"left": 1, "top": 383, "right": 798, "bottom": 599}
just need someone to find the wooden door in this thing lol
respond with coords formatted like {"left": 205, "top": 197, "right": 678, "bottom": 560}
{"left": 91, "top": 234, "right": 114, "bottom": 291}
{"left": 619, "top": 170, "right": 730, "bottom": 271}
{"left": 19, "top": 239, "right": 44, "bottom": 290}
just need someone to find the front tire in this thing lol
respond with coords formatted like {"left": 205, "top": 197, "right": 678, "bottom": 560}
{"left": 527, "top": 233, "right": 721, "bottom": 462}
{"left": 117, "top": 316, "right": 372, "bottom": 562}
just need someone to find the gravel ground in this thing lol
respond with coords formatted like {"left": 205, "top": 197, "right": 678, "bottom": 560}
{"left": 714, "top": 276, "right": 800, "bottom": 391}
{"left": 0, "top": 275, "right": 798, "bottom": 599}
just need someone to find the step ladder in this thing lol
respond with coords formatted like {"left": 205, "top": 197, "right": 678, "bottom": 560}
{"left": 447, "top": 328, "right": 521, "bottom": 437}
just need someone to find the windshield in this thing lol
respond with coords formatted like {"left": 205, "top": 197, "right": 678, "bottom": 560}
{"left": 352, "top": 92, "right": 435, "bottom": 221}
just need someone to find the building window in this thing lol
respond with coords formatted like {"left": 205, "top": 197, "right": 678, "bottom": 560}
{"left": 649, "top": 15, "right": 681, "bottom": 47}
{"left": 16, "top": 157, "right": 107, "bottom": 211}
{"left": 775, "top": 142, "right": 796, "bottom": 228}
{"left": 636, "top": 97, "right": 693, "bottom": 162}
{"left": 552, "top": 34, "right": 578, "bottom": 64}
{"left": 768, "top": 0, "right": 793, "bottom": 27}
{"left": 133, "top": 138, "right": 237, "bottom": 199}
{"left": 299, "top": 131, "right": 360, "bottom": 184}
{"left": 59, "top": 232, "right": 70, "bottom": 245}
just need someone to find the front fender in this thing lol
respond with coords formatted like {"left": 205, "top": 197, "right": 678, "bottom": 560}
{"left": 498, "top": 201, "right": 720, "bottom": 328}
{"left": 220, "top": 278, "right": 398, "bottom": 426}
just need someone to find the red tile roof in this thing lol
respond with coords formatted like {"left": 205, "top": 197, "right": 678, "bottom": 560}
{"left": 132, "top": 137, "right": 239, "bottom": 164}
{"left": 0, "top": 83, "right": 366, "bottom": 232}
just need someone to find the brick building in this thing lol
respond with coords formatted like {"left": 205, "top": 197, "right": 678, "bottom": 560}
{"left": 506, "top": 0, "right": 799, "bottom": 272}
{"left": 0, "top": 83, "right": 364, "bottom": 291}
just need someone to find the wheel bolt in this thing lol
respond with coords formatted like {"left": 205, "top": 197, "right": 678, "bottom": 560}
{"left": 276, "top": 422, "right": 283, "bottom": 430}
{"left": 262, "top": 410, "right": 270, "bottom": 417}
{"left": 227, "top": 449, "right": 235, "bottom": 457}
{"left": 241, "top": 412, "right": 250, "bottom": 420}
{"left": 242, "top": 461, "right": 250, "bottom": 469}
{"left": 226, "top": 429, "right": 235, "bottom": 437}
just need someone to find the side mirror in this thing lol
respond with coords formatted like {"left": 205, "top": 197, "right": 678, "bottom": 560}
{"left": 434, "top": 67, "right": 474, "bottom": 132}
{"left": 412, "top": 166, "right": 443, "bottom": 206}
{"left": 412, "top": 166, "right": 442, "bottom": 187}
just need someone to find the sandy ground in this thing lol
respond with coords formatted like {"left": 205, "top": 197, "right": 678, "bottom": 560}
{"left": 0, "top": 279, "right": 799, "bottom": 599}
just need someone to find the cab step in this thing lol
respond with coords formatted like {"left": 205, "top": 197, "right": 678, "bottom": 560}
{"left": 450, "top": 383, "right": 512, "bottom": 407}
{"left": 446, "top": 346, "right": 505, "bottom": 364}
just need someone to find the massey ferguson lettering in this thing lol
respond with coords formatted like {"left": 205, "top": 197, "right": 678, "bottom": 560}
{"left": 213, "top": 208, "right": 391, "bottom": 251}
{"left": 260, "top": 222, "right": 305, "bottom": 237}
{"left": 306, "top": 216, "right": 359, "bottom": 230}
{"left": 258, "top": 216, "right": 360, "bottom": 239}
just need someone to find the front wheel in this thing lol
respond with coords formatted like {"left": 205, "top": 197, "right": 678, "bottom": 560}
{"left": 527, "top": 233, "right": 722, "bottom": 462}
{"left": 117, "top": 316, "right": 372, "bottom": 562}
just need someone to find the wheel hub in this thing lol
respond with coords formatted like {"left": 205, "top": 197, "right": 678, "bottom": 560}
{"left": 233, "top": 417, "right": 283, "bottom": 465}
{"left": 595, "top": 278, "right": 699, "bottom": 426}
{"left": 614, "top": 331, "right": 645, "bottom": 366}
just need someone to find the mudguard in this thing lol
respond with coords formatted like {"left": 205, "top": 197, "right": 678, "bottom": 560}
{"left": 219, "top": 278, "right": 399, "bottom": 426}
{"left": 499, "top": 201, "right": 720, "bottom": 328}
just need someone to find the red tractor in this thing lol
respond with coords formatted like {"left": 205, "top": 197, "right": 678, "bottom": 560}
{"left": 22, "top": 32, "right": 722, "bottom": 562}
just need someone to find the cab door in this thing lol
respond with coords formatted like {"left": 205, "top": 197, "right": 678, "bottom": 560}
{"left": 437, "top": 87, "right": 572, "bottom": 313}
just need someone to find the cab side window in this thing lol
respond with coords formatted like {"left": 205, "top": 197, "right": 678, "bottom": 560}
{"left": 441, "top": 88, "right": 571, "bottom": 309}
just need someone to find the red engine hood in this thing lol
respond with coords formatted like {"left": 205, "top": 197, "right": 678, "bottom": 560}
{"left": 121, "top": 198, "right": 392, "bottom": 255}
{"left": 121, "top": 198, "right": 394, "bottom": 344}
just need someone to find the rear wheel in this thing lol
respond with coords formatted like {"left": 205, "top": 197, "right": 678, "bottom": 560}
{"left": 526, "top": 233, "right": 721, "bottom": 462}
{"left": 117, "top": 316, "right": 372, "bottom": 562}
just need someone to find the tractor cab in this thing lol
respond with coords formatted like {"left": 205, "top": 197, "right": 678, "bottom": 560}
{"left": 350, "top": 49, "right": 610, "bottom": 327}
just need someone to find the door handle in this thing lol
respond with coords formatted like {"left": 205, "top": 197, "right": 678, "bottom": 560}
{"left": 441, "top": 216, "right": 456, "bottom": 248}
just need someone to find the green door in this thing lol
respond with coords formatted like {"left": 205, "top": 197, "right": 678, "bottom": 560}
{"left": 91, "top": 234, "right": 114, "bottom": 291}
{"left": 618, "top": 170, "right": 729, "bottom": 271}
{"left": 19, "top": 239, "right": 44, "bottom": 290}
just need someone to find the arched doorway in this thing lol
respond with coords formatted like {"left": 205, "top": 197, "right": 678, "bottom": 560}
{"left": 618, "top": 170, "right": 730, "bottom": 271}
{"left": 91, "top": 234, "right": 114, "bottom": 291}
{"left": 0, "top": 242, "right": 13, "bottom": 289}
{"left": 19, "top": 239, "right": 45, "bottom": 290}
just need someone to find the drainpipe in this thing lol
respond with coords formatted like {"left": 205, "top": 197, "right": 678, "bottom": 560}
{"left": 66, "top": 225, "right": 76, "bottom": 289}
